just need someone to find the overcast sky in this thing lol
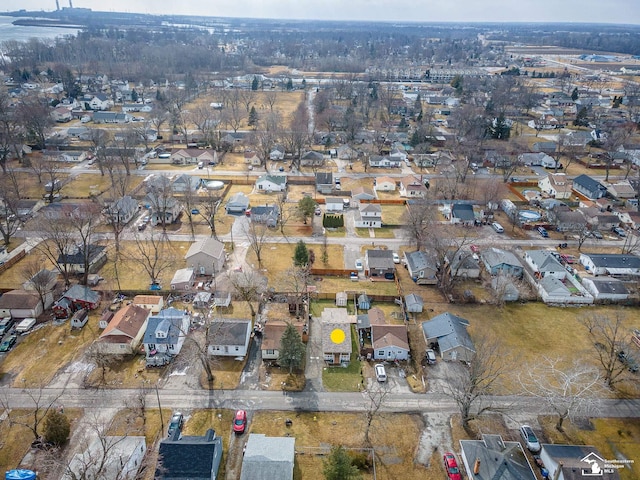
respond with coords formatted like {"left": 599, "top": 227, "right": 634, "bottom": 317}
{"left": 9, "top": 0, "right": 640, "bottom": 24}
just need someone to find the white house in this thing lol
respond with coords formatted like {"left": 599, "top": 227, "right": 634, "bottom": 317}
{"left": 207, "top": 319, "right": 252, "bottom": 357}
{"left": 581, "top": 277, "right": 630, "bottom": 301}
{"left": 579, "top": 253, "right": 640, "bottom": 277}
{"left": 399, "top": 176, "right": 428, "bottom": 198}
{"left": 185, "top": 237, "right": 226, "bottom": 276}
{"left": 374, "top": 176, "right": 396, "bottom": 191}
{"left": 255, "top": 174, "right": 287, "bottom": 193}
{"left": 372, "top": 324, "right": 409, "bottom": 361}
{"left": 325, "top": 197, "right": 344, "bottom": 213}
{"left": 524, "top": 250, "right": 566, "bottom": 279}
{"left": 537, "top": 275, "right": 593, "bottom": 305}
{"left": 143, "top": 308, "right": 191, "bottom": 366}
{"left": 63, "top": 436, "right": 147, "bottom": 480}
{"left": 354, "top": 203, "right": 382, "bottom": 228}
{"left": 538, "top": 173, "right": 573, "bottom": 200}
{"left": 132, "top": 295, "right": 164, "bottom": 313}
{"left": 269, "top": 145, "right": 285, "bottom": 160}
{"left": 171, "top": 268, "right": 195, "bottom": 290}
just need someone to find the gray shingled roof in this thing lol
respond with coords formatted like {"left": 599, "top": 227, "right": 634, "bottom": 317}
{"left": 240, "top": 434, "right": 295, "bottom": 480}
{"left": 421, "top": 312, "right": 475, "bottom": 354}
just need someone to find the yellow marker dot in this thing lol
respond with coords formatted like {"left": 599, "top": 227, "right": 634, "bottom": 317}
{"left": 330, "top": 328, "right": 345, "bottom": 344}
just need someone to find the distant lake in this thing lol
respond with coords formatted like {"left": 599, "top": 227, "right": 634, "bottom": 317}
{"left": 0, "top": 15, "right": 79, "bottom": 43}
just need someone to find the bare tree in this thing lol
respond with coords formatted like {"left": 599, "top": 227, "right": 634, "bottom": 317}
{"left": 363, "top": 381, "right": 389, "bottom": 446}
{"left": 16, "top": 95, "right": 52, "bottom": 150}
{"left": 602, "top": 124, "right": 634, "bottom": 182}
{"left": 36, "top": 206, "right": 77, "bottom": 286}
{"left": 278, "top": 266, "right": 311, "bottom": 319}
{"left": 0, "top": 91, "right": 23, "bottom": 173}
{"left": 88, "top": 128, "right": 112, "bottom": 176}
{"left": 244, "top": 220, "right": 269, "bottom": 269}
{"left": 127, "top": 229, "right": 177, "bottom": 287}
{"left": 0, "top": 175, "right": 24, "bottom": 245}
{"left": 284, "top": 102, "right": 309, "bottom": 170}
{"left": 227, "top": 268, "right": 267, "bottom": 321}
{"left": 443, "top": 336, "right": 508, "bottom": 431}
{"left": 85, "top": 343, "right": 117, "bottom": 387}
{"left": 579, "top": 312, "right": 633, "bottom": 388}
{"left": 428, "top": 223, "right": 478, "bottom": 297}
{"left": 21, "top": 259, "right": 56, "bottom": 314}
{"left": 199, "top": 189, "right": 223, "bottom": 239}
{"left": 401, "top": 200, "right": 433, "bottom": 251}
{"left": 1, "top": 383, "right": 63, "bottom": 441}
{"left": 518, "top": 357, "right": 602, "bottom": 431}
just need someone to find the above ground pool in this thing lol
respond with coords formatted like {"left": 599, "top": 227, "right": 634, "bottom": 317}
{"left": 205, "top": 180, "right": 225, "bottom": 190}
{"left": 518, "top": 210, "right": 542, "bottom": 222}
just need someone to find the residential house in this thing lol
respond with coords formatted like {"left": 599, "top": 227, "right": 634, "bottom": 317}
{"left": 249, "top": 205, "right": 280, "bottom": 228}
{"left": 143, "top": 308, "right": 191, "bottom": 367}
{"left": 58, "top": 150, "right": 88, "bottom": 163}
{"left": 573, "top": 174, "right": 608, "bottom": 200}
{"left": 538, "top": 173, "right": 573, "bottom": 200}
{"left": 404, "top": 293, "right": 424, "bottom": 313}
{"left": 524, "top": 250, "right": 566, "bottom": 279}
{"left": 106, "top": 195, "right": 138, "bottom": 225}
{"left": 579, "top": 253, "right": 640, "bottom": 277}
{"left": 606, "top": 180, "right": 636, "bottom": 200}
{"left": 399, "top": 176, "right": 428, "bottom": 198}
{"left": 459, "top": 434, "right": 537, "bottom": 480}
{"left": 540, "top": 444, "right": 620, "bottom": 480}
{"left": 389, "top": 146, "right": 408, "bottom": 163}
{"left": 63, "top": 436, "right": 147, "bottom": 480}
{"left": 269, "top": 145, "right": 285, "bottom": 160}
{"left": 372, "top": 324, "right": 409, "bottom": 361}
{"left": 221, "top": 131, "right": 249, "bottom": 150}
{"left": 450, "top": 203, "right": 476, "bottom": 226}
{"left": 300, "top": 150, "right": 325, "bottom": 167}
{"left": 171, "top": 268, "right": 195, "bottom": 290}
{"left": 97, "top": 304, "right": 150, "bottom": 354}
{"left": 240, "top": 434, "right": 295, "bottom": 480}
{"left": 62, "top": 285, "right": 101, "bottom": 310}
{"left": 145, "top": 193, "right": 182, "bottom": 225}
{"left": 255, "top": 175, "right": 287, "bottom": 193}
{"left": 581, "top": 277, "right": 629, "bottom": 302}
{"left": 374, "top": 176, "right": 396, "bottom": 191}
{"left": 617, "top": 210, "right": 640, "bottom": 230}
{"left": 67, "top": 126, "right": 91, "bottom": 140}
{"left": 185, "top": 237, "right": 226, "bottom": 276}
{"left": 225, "top": 192, "right": 250, "bottom": 214}
{"left": 92, "top": 111, "right": 131, "bottom": 124}
{"left": 553, "top": 208, "right": 586, "bottom": 232}
{"left": 404, "top": 250, "right": 438, "bottom": 285}
{"left": 88, "top": 93, "right": 112, "bottom": 110}
{"left": 261, "top": 321, "right": 306, "bottom": 362}
{"left": 121, "top": 103, "right": 152, "bottom": 113}
{"left": 22, "top": 269, "right": 58, "bottom": 294}
{"left": 0, "top": 290, "right": 47, "bottom": 319}
{"left": 580, "top": 209, "right": 620, "bottom": 231}
{"left": 132, "top": 295, "right": 164, "bottom": 313}
{"left": 481, "top": 248, "right": 524, "bottom": 278}
{"left": 351, "top": 186, "right": 376, "bottom": 202}
{"left": 244, "top": 150, "right": 262, "bottom": 166}
{"left": 321, "top": 308, "right": 353, "bottom": 365}
{"left": 369, "top": 155, "right": 401, "bottom": 168}
{"left": 532, "top": 141, "right": 557, "bottom": 154}
{"left": 421, "top": 312, "right": 475, "bottom": 362}
{"left": 57, "top": 244, "right": 108, "bottom": 274}
{"left": 156, "top": 429, "right": 223, "bottom": 480}
{"left": 337, "top": 144, "right": 358, "bottom": 161}
{"left": 565, "top": 130, "right": 593, "bottom": 148}
{"left": 325, "top": 197, "right": 344, "bottom": 213}
{"left": 537, "top": 275, "right": 593, "bottom": 305}
{"left": 315, "top": 172, "right": 333, "bottom": 194}
{"left": 354, "top": 203, "right": 382, "bottom": 228}
{"left": 446, "top": 252, "right": 481, "bottom": 279}
{"left": 364, "top": 249, "right": 395, "bottom": 278}
{"left": 172, "top": 174, "right": 202, "bottom": 193}
{"left": 51, "top": 106, "right": 72, "bottom": 122}
{"left": 208, "top": 319, "right": 252, "bottom": 357}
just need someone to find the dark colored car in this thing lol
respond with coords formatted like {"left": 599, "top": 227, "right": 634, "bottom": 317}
{"left": 167, "top": 412, "right": 184, "bottom": 437}
{"left": 0, "top": 334, "right": 17, "bottom": 353}
{"left": 443, "top": 452, "right": 462, "bottom": 480}
{"left": 537, "top": 226, "right": 549, "bottom": 238}
{"left": 233, "top": 409, "right": 247, "bottom": 434}
{"left": 0, "top": 317, "right": 14, "bottom": 337}
{"left": 612, "top": 227, "right": 627, "bottom": 238}
{"left": 617, "top": 351, "right": 639, "bottom": 373}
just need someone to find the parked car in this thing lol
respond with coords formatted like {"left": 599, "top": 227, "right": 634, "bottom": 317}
{"left": 0, "top": 317, "right": 14, "bottom": 337}
{"left": 233, "top": 409, "right": 247, "bottom": 434}
{"left": 355, "top": 259, "right": 363, "bottom": 271}
{"left": 536, "top": 226, "right": 549, "bottom": 238}
{"left": 491, "top": 222, "right": 504, "bottom": 233}
{"left": 560, "top": 254, "right": 576, "bottom": 264}
{"left": 350, "top": 272, "right": 359, "bottom": 281}
{"left": 0, "top": 335, "right": 17, "bottom": 353}
{"left": 392, "top": 252, "right": 400, "bottom": 264}
{"left": 470, "top": 244, "right": 480, "bottom": 253}
{"left": 425, "top": 349, "right": 436, "bottom": 365}
{"left": 443, "top": 452, "right": 462, "bottom": 480}
{"left": 137, "top": 222, "right": 147, "bottom": 231}
{"left": 591, "top": 230, "right": 603, "bottom": 239}
{"left": 314, "top": 207, "right": 322, "bottom": 216}
{"left": 384, "top": 272, "right": 395, "bottom": 280}
{"left": 167, "top": 412, "right": 184, "bottom": 437}
{"left": 519, "top": 425, "right": 541, "bottom": 453}
{"left": 612, "top": 226, "right": 627, "bottom": 237}
{"left": 374, "top": 364, "right": 387, "bottom": 382}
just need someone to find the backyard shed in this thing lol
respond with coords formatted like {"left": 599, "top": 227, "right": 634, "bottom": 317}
{"left": 335, "top": 292, "right": 348, "bottom": 307}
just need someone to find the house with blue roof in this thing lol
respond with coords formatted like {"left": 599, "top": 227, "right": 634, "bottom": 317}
{"left": 573, "top": 174, "right": 607, "bottom": 200}
{"left": 143, "top": 308, "right": 191, "bottom": 367}
{"left": 421, "top": 312, "right": 475, "bottom": 362}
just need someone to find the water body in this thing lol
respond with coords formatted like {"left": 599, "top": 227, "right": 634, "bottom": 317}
{"left": 0, "top": 15, "right": 79, "bottom": 43}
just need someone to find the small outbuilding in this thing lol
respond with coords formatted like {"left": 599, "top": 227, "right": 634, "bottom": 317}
{"left": 171, "top": 268, "right": 195, "bottom": 291}
{"left": 335, "top": 291, "right": 348, "bottom": 307}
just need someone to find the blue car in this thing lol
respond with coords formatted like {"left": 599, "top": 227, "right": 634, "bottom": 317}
{"left": 537, "top": 226, "right": 549, "bottom": 238}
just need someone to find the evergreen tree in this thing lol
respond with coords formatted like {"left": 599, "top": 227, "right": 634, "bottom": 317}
{"left": 574, "top": 106, "right": 590, "bottom": 127}
{"left": 251, "top": 76, "right": 259, "bottom": 91}
{"left": 301, "top": 78, "right": 307, "bottom": 90}
{"left": 293, "top": 240, "right": 309, "bottom": 267}
{"left": 414, "top": 93, "right": 422, "bottom": 117}
{"left": 44, "top": 409, "right": 70, "bottom": 446}
{"left": 323, "top": 446, "right": 361, "bottom": 480}
{"left": 131, "top": 89, "right": 138, "bottom": 102}
{"left": 298, "top": 196, "right": 316, "bottom": 224}
{"left": 248, "top": 106, "right": 259, "bottom": 128}
{"left": 286, "top": 78, "right": 294, "bottom": 91}
{"left": 278, "top": 322, "right": 306, "bottom": 373}
{"left": 571, "top": 87, "right": 579, "bottom": 101}
{"left": 450, "top": 75, "right": 463, "bottom": 94}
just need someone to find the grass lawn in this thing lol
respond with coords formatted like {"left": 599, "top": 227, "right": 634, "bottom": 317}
{"left": 314, "top": 276, "right": 400, "bottom": 297}
{"left": 0, "top": 407, "right": 83, "bottom": 476}
{"left": 540, "top": 416, "right": 640, "bottom": 480}
{"left": 322, "top": 327, "right": 363, "bottom": 392}
{"left": 381, "top": 204, "right": 407, "bottom": 226}
{"left": 0, "top": 320, "right": 97, "bottom": 387}
{"left": 250, "top": 411, "right": 432, "bottom": 480}
{"left": 84, "top": 353, "right": 164, "bottom": 388}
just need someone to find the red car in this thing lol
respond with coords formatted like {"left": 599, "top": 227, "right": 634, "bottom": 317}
{"left": 443, "top": 452, "right": 462, "bottom": 480}
{"left": 233, "top": 409, "right": 247, "bottom": 434}
{"left": 470, "top": 244, "right": 480, "bottom": 253}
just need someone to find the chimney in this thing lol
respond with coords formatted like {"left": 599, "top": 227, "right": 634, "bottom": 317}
{"left": 474, "top": 458, "right": 481, "bottom": 475}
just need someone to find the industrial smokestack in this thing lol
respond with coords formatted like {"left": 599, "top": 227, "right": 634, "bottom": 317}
{"left": 69, "top": 0, "right": 73, "bottom": 8}
{"left": 55, "top": 0, "right": 60, "bottom": 10}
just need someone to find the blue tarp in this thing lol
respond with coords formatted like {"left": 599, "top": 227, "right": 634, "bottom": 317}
{"left": 6, "top": 470, "right": 36, "bottom": 480}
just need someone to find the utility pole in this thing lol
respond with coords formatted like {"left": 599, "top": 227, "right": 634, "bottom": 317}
{"left": 156, "top": 384, "right": 164, "bottom": 432}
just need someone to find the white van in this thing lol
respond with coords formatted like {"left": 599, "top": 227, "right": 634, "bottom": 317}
{"left": 491, "top": 222, "right": 504, "bottom": 233}
{"left": 374, "top": 364, "right": 387, "bottom": 382}
{"left": 197, "top": 161, "right": 204, "bottom": 169}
